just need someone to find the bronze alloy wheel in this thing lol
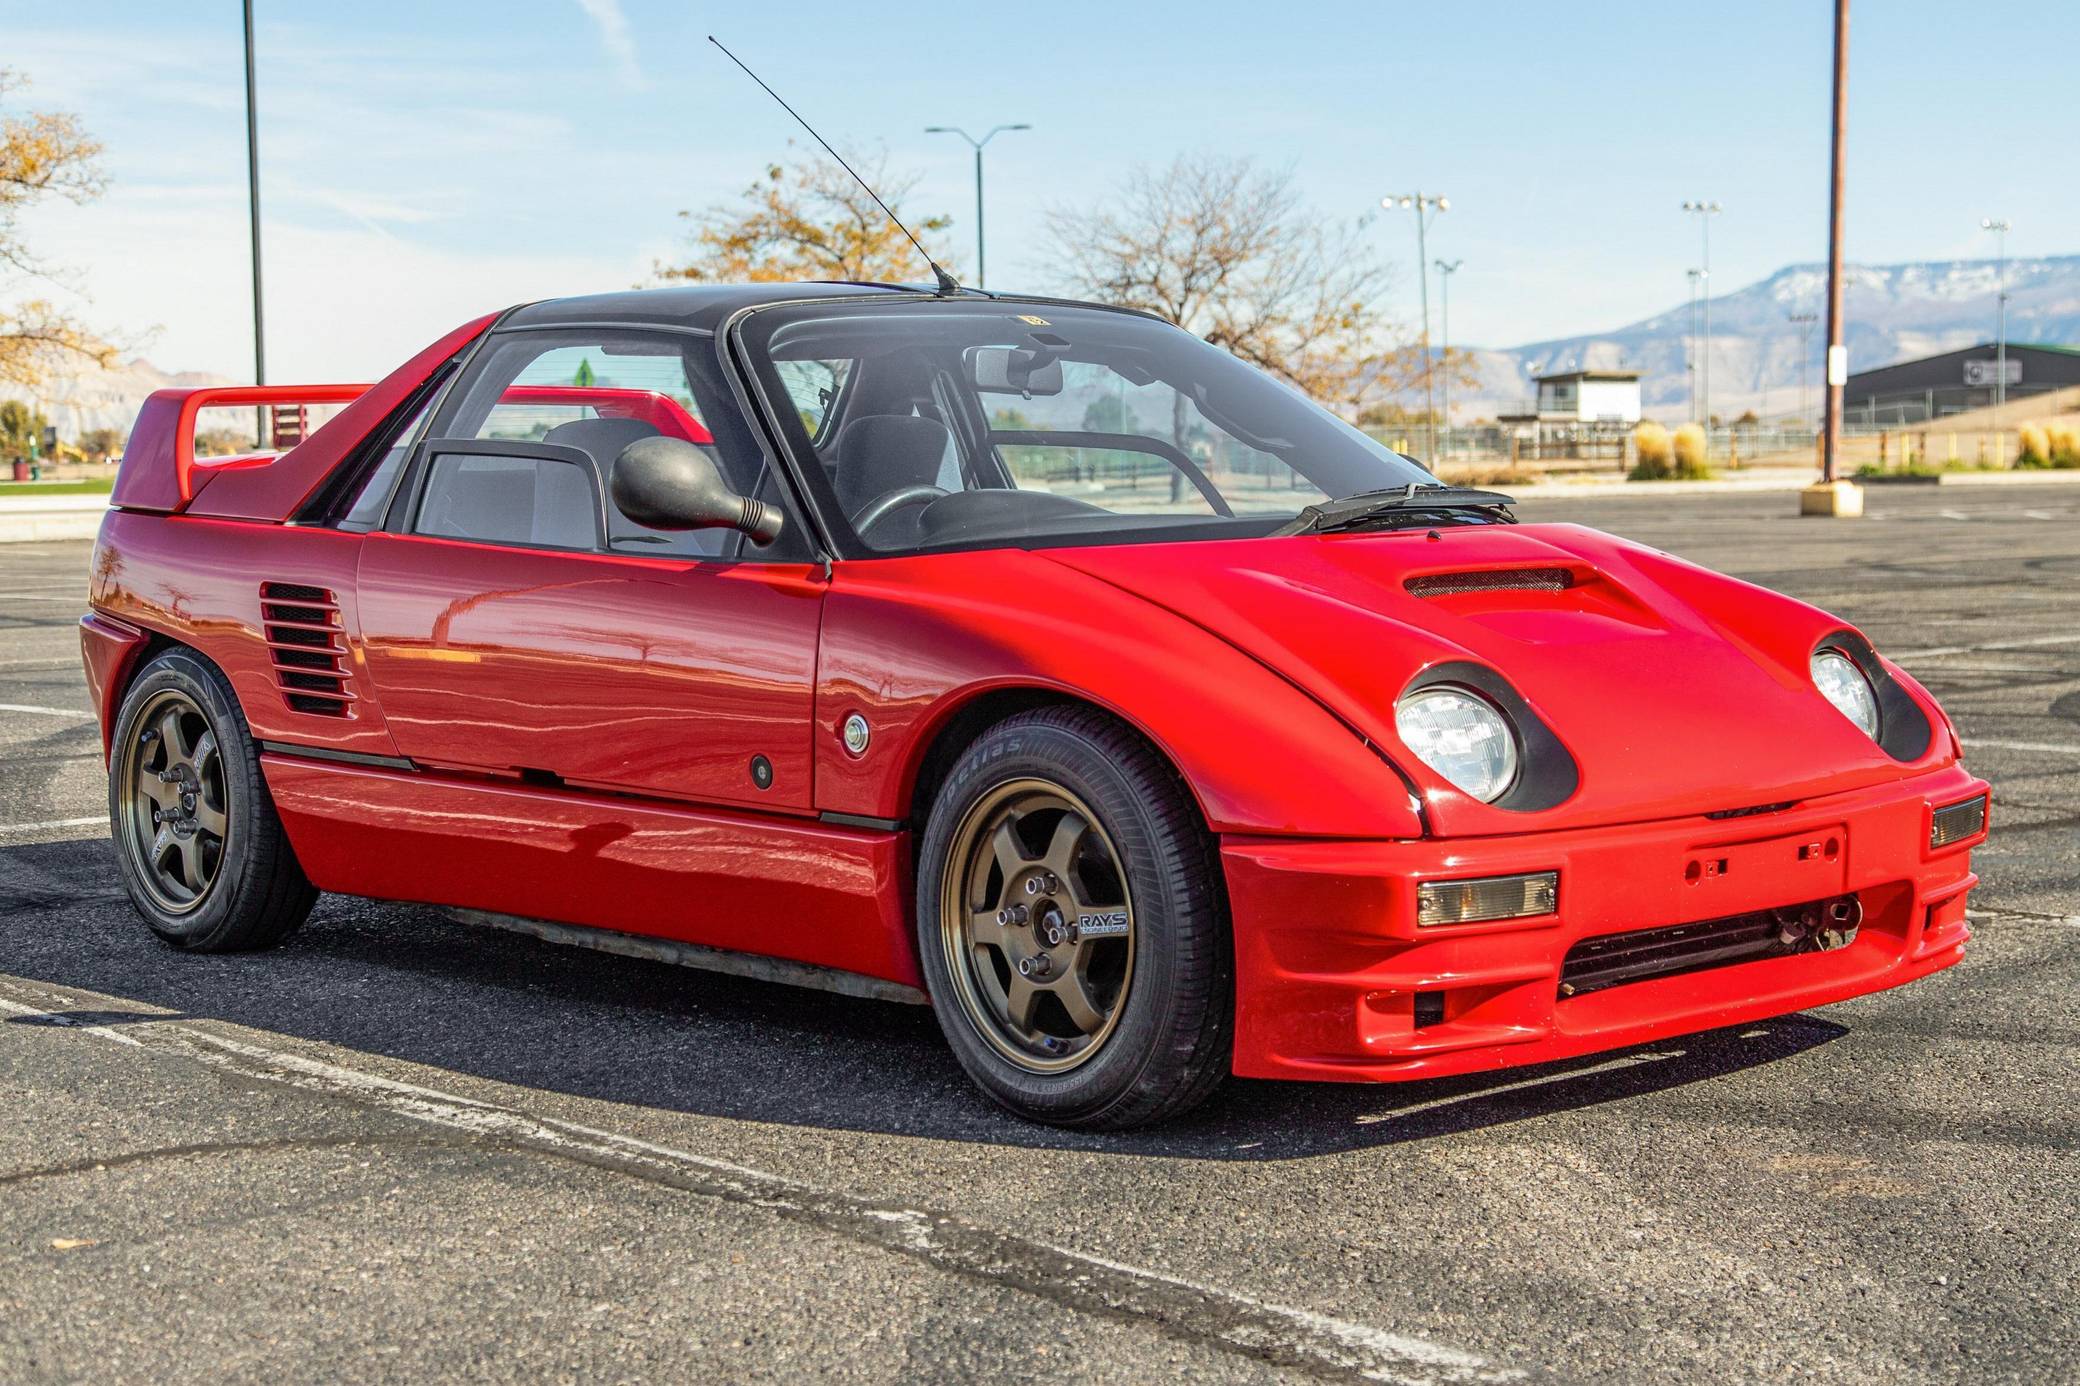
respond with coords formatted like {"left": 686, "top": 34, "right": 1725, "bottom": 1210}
{"left": 938, "top": 778, "right": 1137, "bottom": 1074}
{"left": 115, "top": 688, "right": 230, "bottom": 915}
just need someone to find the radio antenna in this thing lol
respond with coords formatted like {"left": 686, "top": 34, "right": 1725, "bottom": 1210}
{"left": 707, "top": 36, "right": 961, "bottom": 297}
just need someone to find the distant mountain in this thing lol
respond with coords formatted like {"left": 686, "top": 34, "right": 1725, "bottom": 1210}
{"left": 22, "top": 358, "right": 232, "bottom": 441}
{"left": 1458, "top": 254, "right": 2080, "bottom": 422}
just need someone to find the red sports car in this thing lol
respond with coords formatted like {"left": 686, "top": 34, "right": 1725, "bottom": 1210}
{"left": 82, "top": 284, "right": 1988, "bottom": 1128}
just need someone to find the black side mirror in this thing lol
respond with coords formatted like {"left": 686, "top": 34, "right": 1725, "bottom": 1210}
{"left": 610, "top": 436, "right": 783, "bottom": 546}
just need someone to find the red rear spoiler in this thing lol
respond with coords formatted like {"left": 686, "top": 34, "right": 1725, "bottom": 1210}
{"left": 179, "top": 385, "right": 369, "bottom": 505}
{"left": 113, "top": 312, "right": 499, "bottom": 520}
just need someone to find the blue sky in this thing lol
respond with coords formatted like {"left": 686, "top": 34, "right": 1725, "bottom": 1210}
{"left": 8, "top": 0, "right": 2073, "bottom": 383}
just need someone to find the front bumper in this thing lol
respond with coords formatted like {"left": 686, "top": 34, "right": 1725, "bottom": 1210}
{"left": 1223, "top": 763, "right": 1987, "bottom": 1082}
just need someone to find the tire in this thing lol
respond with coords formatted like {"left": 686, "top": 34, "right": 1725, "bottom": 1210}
{"left": 916, "top": 705, "right": 1232, "bottom": 1129}
{"left": 107, "top": 647, "right": 316, "bottom": 952}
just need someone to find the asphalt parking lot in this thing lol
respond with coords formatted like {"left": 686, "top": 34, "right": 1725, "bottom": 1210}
{"left": 1, "top": 485, "right": 2074, "bottom": 1385}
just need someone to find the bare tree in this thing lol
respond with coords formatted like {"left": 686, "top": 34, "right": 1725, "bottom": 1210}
{"left": 657, "top": 145, "right": 954, "bottom": 286}
{"left": 1, "top": 69, "right": 115, "bottom": 389}
{"left": 1046, "top": 154, "right": 1418, "bottom": 414}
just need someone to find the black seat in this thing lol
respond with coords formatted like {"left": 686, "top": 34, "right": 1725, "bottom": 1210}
{"left": 827, "top": 415, "right": 954, "bottom": 542}
{"left": 543, "top": 416, "right": 725, "bottom": 556}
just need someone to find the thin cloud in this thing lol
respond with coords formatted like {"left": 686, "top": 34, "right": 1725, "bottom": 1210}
{"left": 572, "top": 0, "right": 646, "bottom": 90}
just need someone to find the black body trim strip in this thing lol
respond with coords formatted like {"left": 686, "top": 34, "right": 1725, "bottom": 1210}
{"left": 819, "top": 811, "right": 907, "bottom": 832}
{"left": 257, "top": 740, "right": 416, "bottom": 771}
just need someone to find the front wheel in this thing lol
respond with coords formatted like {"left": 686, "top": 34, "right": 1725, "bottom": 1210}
{"left": 108, "top": 648, "right": 316, "bottom": 951}
{"left": 916, "top": 706, "right": 1231, "bottom": 1129}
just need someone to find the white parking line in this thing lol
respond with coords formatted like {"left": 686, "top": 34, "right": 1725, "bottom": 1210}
{"left": 0, "top": 816, "right": 106, "bottom": 834}
{"left": 1962, "top": 739, "right": 2080, "bottom": 757}
{"left": 0, "top": 703, "right": 93, "bottom": 719}
{"left": 0, "top": 983, "right": 1518, "bottom": 1385}
{"left": 1894, "top": 634, "right": 2080, "bottom": 659}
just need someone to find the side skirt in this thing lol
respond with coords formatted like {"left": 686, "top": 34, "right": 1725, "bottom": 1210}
{"left": 445, "top": 907, "right": 927, "bottom": 1006}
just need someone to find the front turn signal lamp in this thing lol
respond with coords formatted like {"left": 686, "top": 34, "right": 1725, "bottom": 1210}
{"left": 1417, "top": 871, "right": 1559, "bottom": 927}
{"left": 1929, "top": 794, "right": 1988, "bottom": 849}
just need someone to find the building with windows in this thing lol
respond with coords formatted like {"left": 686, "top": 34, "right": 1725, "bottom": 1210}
{"left": 1532, "top": 369, "right": 1643, "bottom": 424}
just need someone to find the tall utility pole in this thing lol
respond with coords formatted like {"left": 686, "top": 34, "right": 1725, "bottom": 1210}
{"left": 1434, "top": 259, "right": 1461, "bottom": 454}
{"left": 1821, "top": 0, "right": 1849, "bottom": 484}
{"left": 923, "top": 124, "right": 1030, "bottom": 289}
{"left": 1383, "top": 192, "right": 1448, "bottom": 458}
{"left": 243, "top": 0, "right": 265, "bottom": 392}
{"left": 1980, "top": 216, "right": 2011, "bottom": 419}
{"left": 1789, "top": 311, "right": 1819, "bottom": 424}
{"left": 1681, "top": 200, "right": 1722, "bottom": 431}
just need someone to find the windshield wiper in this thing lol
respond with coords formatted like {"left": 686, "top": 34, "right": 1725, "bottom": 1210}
{"left": 1273, "top": 484, "right": 1516, "bottom": 537}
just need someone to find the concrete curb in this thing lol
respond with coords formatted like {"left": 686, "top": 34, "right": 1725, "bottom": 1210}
{"left": 1507, "top": 468, "right": 2080, "bottom": 500}
{"left": 0, "top": 495, "right": 109, "bottom": 543}
{"left": 1865, "top": 468, "right": 2080, "bottom": 487}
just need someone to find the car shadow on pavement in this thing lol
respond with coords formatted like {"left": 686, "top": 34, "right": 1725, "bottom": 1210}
{"left": 0, "top": 837, "right": 1848, "bottom": 1161}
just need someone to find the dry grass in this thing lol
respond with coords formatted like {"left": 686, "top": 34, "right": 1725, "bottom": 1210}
{"left": 1630, "top": 422, "right": 1673, "bottom": 480}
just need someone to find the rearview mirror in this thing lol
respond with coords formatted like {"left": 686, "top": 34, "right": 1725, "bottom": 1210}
{"left": 967, "top": 346, "right": 1064, "bottom": 396}
{"left": 610, "top": 436, "right": 784, "bottom": 545}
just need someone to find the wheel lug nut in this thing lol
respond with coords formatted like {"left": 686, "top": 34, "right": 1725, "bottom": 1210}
{"left": 1043, "top": 873, "right": 1060, "bottom": 893}
{"left": 995, "top": 904, "right": 1029, "bottom": 927}
{"left": 1024, "top": 878, "right": 1041, "bottom": 895}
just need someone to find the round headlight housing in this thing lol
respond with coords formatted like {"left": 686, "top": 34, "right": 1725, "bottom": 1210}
{"left": 1395, "top": 686, "right": 1520, "bottom": 803}
{"left": 1811, "top": 648, "right": 1880, "bottom": 739}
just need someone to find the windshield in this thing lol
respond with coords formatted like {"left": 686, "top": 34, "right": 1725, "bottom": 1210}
{"left": 736, "top": 298, "right": 1437, "bottom": 555}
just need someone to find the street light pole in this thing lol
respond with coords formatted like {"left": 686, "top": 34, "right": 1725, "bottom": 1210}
{"left": 923, "top": 123, "right": 1031, "bottom": 289}
{"left": 1788, "top": 311, "right": 1819, "bottom": 426}
{"left": 1383, "top": 192, "right": 1448, "bottom": 458}
{"left": 1434, "top": 259, "right": 1461, "bottom": 455}
{"left": 1681, "top": 200, "right": 1722, "bottom": 434}
{"left": 242, "top": 0, "right": 265, "bottom": 403}
{"left": 1980, "top": 216, "right": 2011, "bottom": 420}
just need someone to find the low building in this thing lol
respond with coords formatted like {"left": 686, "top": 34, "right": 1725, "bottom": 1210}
{"left": 1844, "top": 342, "right": 2080, "bottom": 424}
{"left": 1533, "top": 369, "right": 1642, "bottom": 424}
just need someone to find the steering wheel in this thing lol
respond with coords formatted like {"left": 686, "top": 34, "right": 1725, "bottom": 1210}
{"left": 850, "top": 485, "right": 948, "bottom": 535}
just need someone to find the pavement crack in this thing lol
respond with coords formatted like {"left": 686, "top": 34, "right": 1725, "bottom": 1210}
{"left": 0, "top": 1134, "right": 464, "bottom": 1189}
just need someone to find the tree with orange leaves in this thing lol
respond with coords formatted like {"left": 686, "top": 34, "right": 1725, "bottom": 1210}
{"left": 657, "top": 146, "right": 955, "bottom": 286}
{"left": 1, "top": 69, "right": 115, "bottom": 389}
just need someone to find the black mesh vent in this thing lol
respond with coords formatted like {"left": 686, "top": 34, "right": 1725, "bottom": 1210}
{"left": 269, "top": 625, "right": 335, "bottom": 649}
{"left": 1407, "top": 568, "right": 1574, "bottom": 598}
{"left": 262, "top": 602, "right": 333, "bottom": 626}
{"left": 261, "top": 583, "right": 351, "bottom": 718}
{"left": 1559, "top": 896, "right": 1860, "bottom": 999}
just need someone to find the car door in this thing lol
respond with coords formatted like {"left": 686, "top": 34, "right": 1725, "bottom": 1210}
{"left": 352, "top": 328, "right": 826, "bottom": 813}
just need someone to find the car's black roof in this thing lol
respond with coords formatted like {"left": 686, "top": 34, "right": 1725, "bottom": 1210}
{"left": 504, "top": 281, "right": 1020, "bottom": 334}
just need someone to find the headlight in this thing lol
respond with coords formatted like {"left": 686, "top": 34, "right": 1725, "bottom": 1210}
{"left": 1395, "top": 686, "right": 1519, "bottom": 802}
{"left": 1811, "top": 648, "right": 1880, "bottom": 739}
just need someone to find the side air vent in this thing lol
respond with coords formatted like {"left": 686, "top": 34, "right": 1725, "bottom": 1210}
{"left": 1406, "top": 567, "right": 1574, "bottom": 599}
{"left": 260, "top": 582, "right": 353, "bottom": 717}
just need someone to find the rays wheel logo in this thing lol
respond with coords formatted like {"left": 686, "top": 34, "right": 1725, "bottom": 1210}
{"left": 1077, "top": 911, "right": 1130, "bottom": 938}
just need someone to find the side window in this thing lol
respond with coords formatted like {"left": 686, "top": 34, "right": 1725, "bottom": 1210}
{"left": 775, "top": 358, "right": 854, "bottom": 441}
{"left": 338, "top": 397, "right": 433, "bottom": 532}
{"left": 413, "top": 451, "right": 600, "bottom": 551}
{"left": 424, "top": 329, "right": 804, "bottom": 561}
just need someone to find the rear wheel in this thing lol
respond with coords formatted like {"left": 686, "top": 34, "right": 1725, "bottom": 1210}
{"left": 108, "top": 649, "right": 316, "bottom": 951}
{"left": 916, "top": 706, "right": 1231, "bottom": 1129}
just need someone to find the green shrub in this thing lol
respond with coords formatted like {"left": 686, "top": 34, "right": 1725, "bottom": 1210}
{"left": 2046, "top": 421, "right": 2080, "bottom": 468}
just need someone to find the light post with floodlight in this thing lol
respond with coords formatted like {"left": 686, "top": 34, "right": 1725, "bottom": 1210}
{"left": 1980, "top": 216, "right": 2011, "bottom": 419}
{"left": 924, "top": 123, "right": 1031, "bottom": 289}
{"left": 1788, "top": 311, "right": 1818, "bottom": 426}
{"left": 1434, "top": 259, "right": 1460, "bottom": 455}
{"left": 1384, "top": 192, "right": 1448, "bottom": 458}
{"left": 1681, "top": 200, "right": 1722, "bottom": 436}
